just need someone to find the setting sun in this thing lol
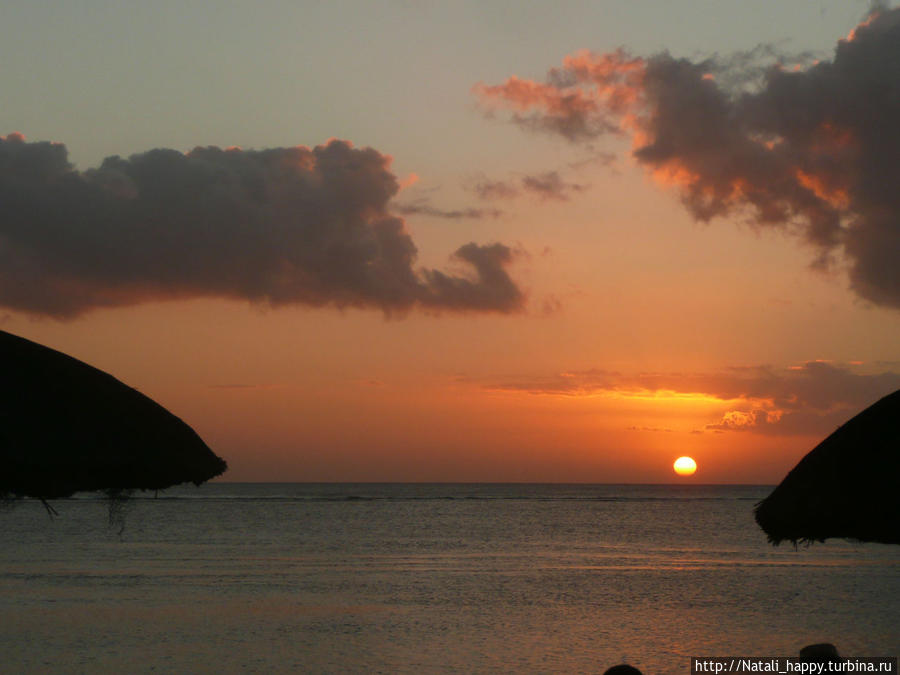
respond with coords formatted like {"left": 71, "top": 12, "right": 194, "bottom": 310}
{"left": 673, "top": 456, "right": 697, "bottom": 476}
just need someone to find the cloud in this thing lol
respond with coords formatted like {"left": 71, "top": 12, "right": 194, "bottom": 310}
{"left": 421, "top": 242, "right": 523, "bottom": 312}
{"left": 704, "top": 409, "right": 783, "bottom": 433}
{"left": 474, "top": 8, "right": 900, "bottom": 309}
{"left": 473, "top": 62, "right": 631, "bottom": 141}
{"left": 471, "top": 171, "right": 586, "bottom": 201}
{"left": 627, "top": 426, "right": 674, "bottom": 433}
{"left": 472, "top": 178, "right": 519, "bottom": 201}
{"left": 539, "top": 294, "right": 563, "bottom": 316}
{"left": 392, "top": 201, "right": 503, "bottom": 219}
{"left": 0, "top": 134, "right": 524, "bottom": 318}
{"left": 568, "top": 150, "right": 618, "bottom": 171}
{"left": 485, "top": 360, "right": 900, "bottom": 437}
{"left": 521, "top": 171, "right": 587, "bottom": 201}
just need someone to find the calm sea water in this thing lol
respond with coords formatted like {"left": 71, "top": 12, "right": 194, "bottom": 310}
{"left": 1, "top": 483, "right": 897, "bottom": 674}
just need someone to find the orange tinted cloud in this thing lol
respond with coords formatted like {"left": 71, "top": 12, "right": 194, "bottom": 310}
{"left": 705, "top": 408, "right": 783, "bottom": 433}
{"left": 794, "top": 169, "right": 851, "bottom": 211}
{"left": 484, "top": 361, "right": 900, "bottom": 437}
{"left": 397, "top": 172, "right": 419, "bottom": 189}
{"left": 845, "top": 7, "right": 881, "bottom": 42}
{"left": 474, "top": 8, "right": 900, "bottom": 309}
{"left": 473, "top": 50, "right": 643, "bottom": 141}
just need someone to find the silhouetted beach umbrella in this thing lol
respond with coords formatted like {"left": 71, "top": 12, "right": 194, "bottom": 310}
{"left": 603, "top": 665, "right": 643, "bottom": 675}
{"left": 0, "top": 329, "right": 227, "bottom": 502}
{"left": 755, "top": 389, "right": 900, "bottom": 546}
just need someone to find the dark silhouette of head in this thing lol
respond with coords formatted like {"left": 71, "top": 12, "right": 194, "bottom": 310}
{"left": 800, "top": 643, "right": 842, "bottom": 664}
{"left": 603, "top": 665, "right": 643, "bottom": 675}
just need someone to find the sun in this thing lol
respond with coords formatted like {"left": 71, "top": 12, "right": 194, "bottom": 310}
{"left": 673, "top": 456, "right": 697, "bottom": 476}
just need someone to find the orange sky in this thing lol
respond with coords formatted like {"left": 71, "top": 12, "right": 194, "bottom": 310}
{"left": 1, "top": 1, "right": 898, "bottom": 483}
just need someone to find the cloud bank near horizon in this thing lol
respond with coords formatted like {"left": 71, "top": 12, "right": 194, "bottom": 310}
{"left": 484, "top": 360, "right": 900, "bottom": 437}
{"left": 0, "top": 134, "right": 523, "bottom": 318}
{"left": 475, "top": 7, "right": 900, "bottom": 310}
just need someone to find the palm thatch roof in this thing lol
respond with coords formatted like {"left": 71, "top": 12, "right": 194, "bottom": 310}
{"left": 0, "top": 329, "right": 227, "bottom": 501}
{"left": 755, "top": 389, "right": 900, "bottom": 546}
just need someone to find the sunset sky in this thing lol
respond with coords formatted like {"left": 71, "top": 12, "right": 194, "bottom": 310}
{"left": 2, "top": 0, "right": 898, "bottom": 483}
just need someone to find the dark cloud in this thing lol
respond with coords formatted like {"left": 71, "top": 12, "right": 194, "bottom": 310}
{"left": 472, "top": 178, "right": 519, "bottom": 201}
{"left": 484, "top": 361, "right": 900, "bottom": 437}
{"left": 521, "top": 171, "right": 587, "bottom": 201}
{"left": 568, "top": 150, "right": 618, "bottom": 171}
{"left": 421, "top": 242, "right": 523, "bottom": 312}
{"left": 471, "top": 172, "right": 585, "bottom": 202}
{"left": 0, "top": 134, "right": 523, "bottom": 318}
{"left": 475, "top": 8, "right": 900, "bottom": 309}
{"left": 392, "top": 201, "right": 503, "bottom": 219}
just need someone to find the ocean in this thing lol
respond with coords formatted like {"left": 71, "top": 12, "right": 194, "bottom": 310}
{"left": 1, "top": 483, "right": 897, "bottom": 674}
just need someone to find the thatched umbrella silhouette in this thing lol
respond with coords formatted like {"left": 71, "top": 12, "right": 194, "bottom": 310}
{"left": 0, "top": 329, "right": 227, "bottom": 510}
{"left": 755, "top": 389, "right": 900, "bottom": 546}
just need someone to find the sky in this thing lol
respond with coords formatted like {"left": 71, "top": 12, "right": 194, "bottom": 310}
{"left": 1, "top": 0, "right": 898, "bottom": 483}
